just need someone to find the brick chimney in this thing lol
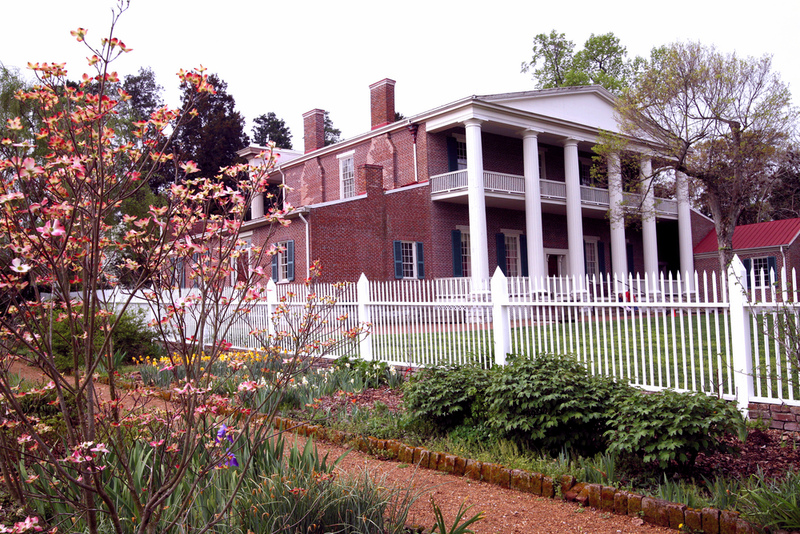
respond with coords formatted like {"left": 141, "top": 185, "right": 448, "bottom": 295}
{"left": 369, "top": 78, "right": 396, "bottom": 130}
{"left": 303, "top": 108, "right": 326, "bottom": 153}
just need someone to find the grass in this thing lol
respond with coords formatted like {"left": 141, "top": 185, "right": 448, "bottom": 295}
{"left": 367, "top": 309, "right": 800, "bottom": 401}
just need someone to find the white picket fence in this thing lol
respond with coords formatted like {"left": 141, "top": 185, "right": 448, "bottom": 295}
{"left": 116, "top": 256, "right": 799, "bottom": 410}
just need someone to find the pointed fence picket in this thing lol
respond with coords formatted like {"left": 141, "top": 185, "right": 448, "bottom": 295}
{"left": 108, "top": 255, "right": 799, "bottom": 410}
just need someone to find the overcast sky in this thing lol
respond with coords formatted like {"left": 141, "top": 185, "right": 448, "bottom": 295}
{"left": 2, "top": 0, "right": 799, "bottom": 149}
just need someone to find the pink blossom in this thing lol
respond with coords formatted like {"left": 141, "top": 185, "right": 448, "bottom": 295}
{"left": 237, "top": 381, "right": 259, "bottom": 392}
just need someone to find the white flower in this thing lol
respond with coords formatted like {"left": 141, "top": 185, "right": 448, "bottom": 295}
{"left": 10, "top": 258, "right": 31, "bottom": 273}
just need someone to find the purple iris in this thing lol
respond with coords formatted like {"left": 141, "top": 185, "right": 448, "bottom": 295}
{"left": 216, "top": 424, "right": 239, "bottom": 467}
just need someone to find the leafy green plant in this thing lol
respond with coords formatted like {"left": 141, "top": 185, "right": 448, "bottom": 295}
{"left": 580, "top": 452, "right": 620, "bottom": 485}
{"left": 739, "top": 468, "right": 800, "bottom": 531}
{"left": 429, "top": 497, "right": 484, "bottom": 534}
{"left": 604, "top": 389, "right": 746, "bottom": 468}
{"left": 485, "top": 354, "right": 629, "bottom": 455}
{"left": 703, "top": 475, "right": 742, "bottom": 511}
{"left": 332, "top": 355, "right": 404, "bottom": 390}
{"left": 51, "top": 309, "right": 162, "bottom": 372}
{"left": 403, "top": 363, "right": 491, "bottom": 430}
{"left": 655, "top": 474, "right": 709, "bottom": 508}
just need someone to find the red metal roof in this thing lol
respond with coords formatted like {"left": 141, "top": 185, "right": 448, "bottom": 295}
{"left": 694, "top": 218, "right": 800, "bottom": 254}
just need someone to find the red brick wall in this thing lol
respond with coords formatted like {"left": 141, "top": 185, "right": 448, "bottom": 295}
{"left": 369, "top": 79, "right": 395, "bottom": 130}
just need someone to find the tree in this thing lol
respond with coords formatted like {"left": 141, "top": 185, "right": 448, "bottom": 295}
{"left": 174, "top": 73, "right": 249, "bottom": 180}
{"left": 616, "top": 42, "right": 797, "bottom": 272}
{"left": 323, "top": 110, "right": 341, "bottom": 146}
{"left": 521, "top": 30, "right": 642, "bottom": 94}
{"left": 251, "top": 111, "right": 292, "bottom": 149}
{"left": 0, "top": 8, "right": 363, "bottom": 533}
{"left": 122, "top": 66, "right": 163, "bottom": 121}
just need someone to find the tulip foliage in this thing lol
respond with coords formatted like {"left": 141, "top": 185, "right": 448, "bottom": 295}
{"left": 0, "top": 5, "right": 362, "bottom": 533}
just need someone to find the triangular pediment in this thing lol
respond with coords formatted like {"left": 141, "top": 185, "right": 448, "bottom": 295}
{"left": 479, "top": 86, "right": 620, "bottom": 134}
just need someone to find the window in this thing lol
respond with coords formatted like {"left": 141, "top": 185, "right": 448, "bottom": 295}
{"left": 538, "top": 149, "right": 547, "bottom": 180}
{"left": 456, "top": 138, "right": 467, "bottom": 170}
{"left": 496, "top": 231, "right": 528, "bottom": 277}
{"left": 744, "top": 256, "right": 776, "bottom": 288}
{"left": 584, "top": 240, "right": 598, "bottom": 278}
{"left": 338, "top": 151, "right": 355, "bottom": 199}
{"left": 505, "top": 235, "right": 520, "bottom": 277}
{"left": 271, "top": 240, "right": 295, "bottom": 282}
{"left": 460, "top": 232, "right": 471, "bottom": 278}
{"left": 393, "top": 241, "right": 424, "bottom": 279}
{"left": 451, "top": 228, "right": 470, "bottom": 277}
{"left": 579, "top": 158, "right": 593, "bottom": 186}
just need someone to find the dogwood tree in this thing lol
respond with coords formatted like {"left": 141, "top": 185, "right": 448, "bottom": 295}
{"left": 0, "top": 5, "right": 362, "bottom": 533}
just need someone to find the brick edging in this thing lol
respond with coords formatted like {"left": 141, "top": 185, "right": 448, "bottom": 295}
{"left": 273, "top": 416, "right": 762, "bottom": 534}
{"left": 749, "top": 401, "right": 800, "bottom": 432}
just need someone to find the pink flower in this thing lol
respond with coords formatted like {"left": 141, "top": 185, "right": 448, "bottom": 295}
{"left": 90, "top": 443, "right": 109, "bottom": 454}
{"left": 237, "top": 381, "right": 259, "bottom": 392}
{"left": 181, "top": 160, "right": 200, "bottom": 174}
{"left": 36, "top": 220, "right": 65, "bottom": 238}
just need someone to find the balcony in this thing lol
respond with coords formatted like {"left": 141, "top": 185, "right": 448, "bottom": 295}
{"left": 430, "top": 170, "right": 678, "bottom": 217}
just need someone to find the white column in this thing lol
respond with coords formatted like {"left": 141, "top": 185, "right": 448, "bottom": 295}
{"left": 465, "top": 119, "right": 490, "bottom": 284}
{"left": 523, "top": 130, "right": 545, "bottom": 288}
{"left": 251, "top": 193, "right": 265, "bottom": 219}
{"left": 640, "top": 157, "right": 659, "bottom": 291}
{"left": 676, "top": 171, "right": 695, "bottom": 292}
{"left": 564, "top": 139, "right": 585, "bottom": 291}
{"left": 608, "top": 152, "right": 627, "bottom": 284}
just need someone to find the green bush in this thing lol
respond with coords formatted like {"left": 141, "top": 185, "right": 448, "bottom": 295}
{"left": 485, "top": 354, "right": 628, "bottom": 455}
{"left": 403, "top": 363, "right": 491, "bottom": 430}
{"left": 50, "top": 308, "right": 162, "bottom": 372}
{"left": 604, "top": 389, "right": 746, "bottom": 469}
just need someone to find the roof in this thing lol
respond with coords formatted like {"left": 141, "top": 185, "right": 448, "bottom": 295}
{"left": 694, "top": 218, "right": 800, "bottom": 254}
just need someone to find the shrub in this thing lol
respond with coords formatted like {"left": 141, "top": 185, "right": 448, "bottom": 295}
{"left": 51, "top": 309, "right": 161, "bottom": 372}
{"left": 403, "top": 363, "right": 491, "bottom": 430}
{"left": 604, "top": 389, "right": 746, "bottom": 469}
{"left": 484, "top": 353, "right": 628, "bottom": 455}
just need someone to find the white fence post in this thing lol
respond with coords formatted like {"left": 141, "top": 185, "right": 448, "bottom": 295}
{"left": 356, "top": 273, "right": 373, "bottom": 361}
{"left": 491, "top": 268, "right": 510, "bottom": 366}
{"left": 727, "top": 255, "right": 753, "bottom": 414}
{"left": 266, "top": 278, "right": 278, "bottom": 344}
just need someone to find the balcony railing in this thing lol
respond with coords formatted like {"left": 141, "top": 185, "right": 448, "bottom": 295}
{"left": 430, "top": 171, "right": 678, "bottom": 216}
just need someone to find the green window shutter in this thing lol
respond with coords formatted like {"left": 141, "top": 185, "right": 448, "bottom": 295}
{"left": 446, "top": 137, "right": 458, "bottom": 172}
{"left": 598, "top": 241, "right": 606, "bottom": 276}
{"left": 286, "top": 240, "right": 295, "bottom": 282}
{"left": 271, "top": 251, "right": 278, "bottom": 281}
{"left": 768, "top": 256, "right": 777, "bottom": 283}
{"left": 451, "top": 230, "right": 463, "bottom": 277}
{"left": 520, "top": 234, "right": 529, "bottom": 277}
{"left": 627, "top": 243, "right": 634, "bottom": 274}
{"left": 495, "top": 233, "right": 506, "bottom": 275}
{"left": 416, "top": 242, "right": 425, "bottom": 279}
{"left": 393, "top": 241, "right": 403, "bottom": 279}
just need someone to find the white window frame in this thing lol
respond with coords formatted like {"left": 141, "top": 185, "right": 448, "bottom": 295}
{"left": 454, "top": 134, "right": 467, "bottom": 171}
{"left": 538, "top": 148, "right": 547, "bottom": 180}
{"left": 457, "top": 225, "right": 471, "bottom": 278}
{"left": 501, "top": 229, "right": 522, "bottom": 278}
{"left": 230, "top": 235, "right": 252, "bottom": 286}
{"left": 275, "top": 240, "right": 291, "bottom": 282}
{"left": 338, "top": 150, "right": 355, "bottom": 199}
{"left": 751, "top": 256, "right": 772, "bottom": 288}
{"left": 579, "top": 157, "right": 593, "bottom": 186}
{"left": 399, "top": 241, "right": 418, "bottom": 279}
{"left": 584, "top": 237, "right": 600, "bottom": 279}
